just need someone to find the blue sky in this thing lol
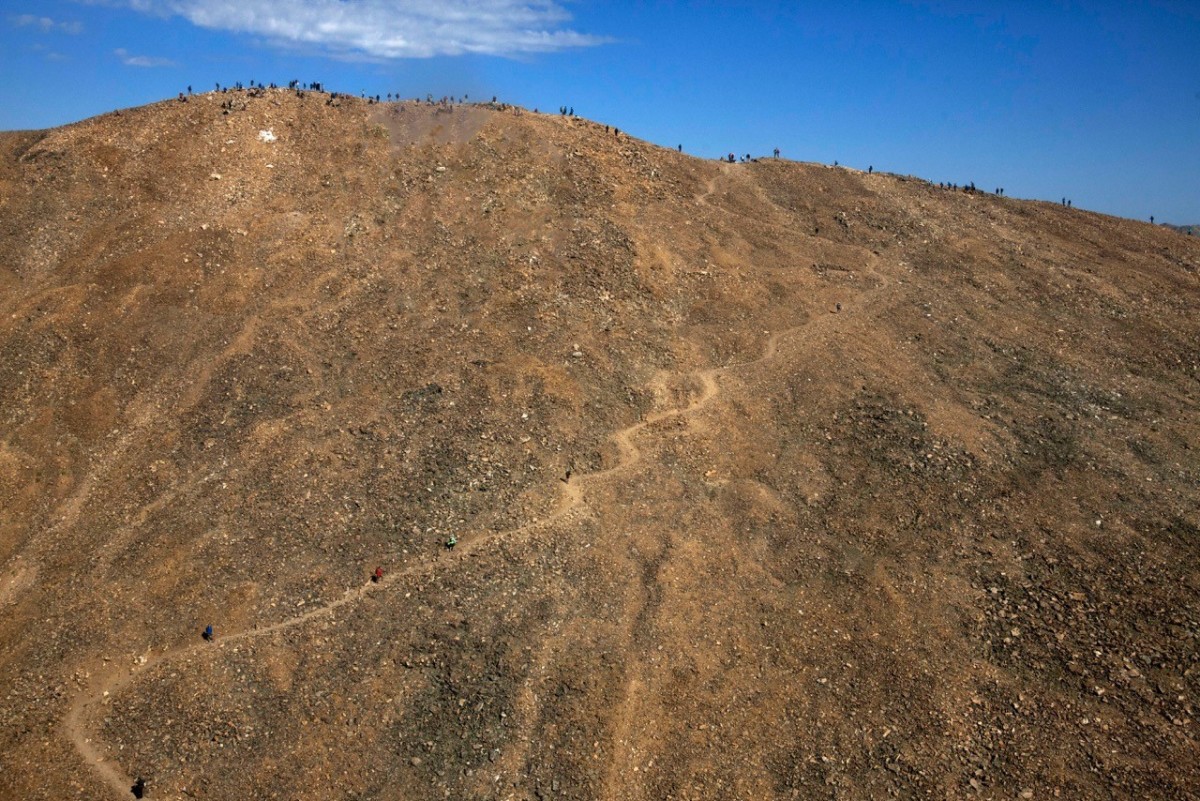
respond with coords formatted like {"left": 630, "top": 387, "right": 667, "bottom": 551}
{"left": 2, "top": 1, "right": 1198, "bottom": 222}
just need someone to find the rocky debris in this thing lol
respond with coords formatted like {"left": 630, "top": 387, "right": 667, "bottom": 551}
{"left": 0, "top": 89, "right": 1197, "bottom": 800}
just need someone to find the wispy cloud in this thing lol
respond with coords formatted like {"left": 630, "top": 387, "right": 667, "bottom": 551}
{"left": 10, "top": 14, "right": 84, "bottom": 34}
{"left": 114, "top": 47, "right": 177, "bottom": 67}
{"left": 113, "top": 0, "right": 608, "bottom": 59}
{"left": 28, "top": 42, "right": 69, "bottom": 60}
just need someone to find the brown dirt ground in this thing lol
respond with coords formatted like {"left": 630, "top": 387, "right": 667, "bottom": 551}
{"left": 1, "top": 90, "right": 1198, "bottom": 800}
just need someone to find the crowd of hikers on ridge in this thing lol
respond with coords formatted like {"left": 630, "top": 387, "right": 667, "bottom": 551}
{"left": 150, "top": 81, "right": 1182, "bottom": 239}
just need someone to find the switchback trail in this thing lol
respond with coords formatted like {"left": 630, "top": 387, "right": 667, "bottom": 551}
{"left": 65, "top": 255, "right": 891, "bottom": 798}
{"left": 597, "top": 247, "right": 892, "bottom": 801}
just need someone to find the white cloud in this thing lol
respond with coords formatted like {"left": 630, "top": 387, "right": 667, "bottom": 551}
{"left": 115, "top": 0, "right": 607, "bottom": 59}
{"left": 11, "top": 14, "right": 84, "bottom": 34}
{"left": 114, "top": 47, "right": 177, "bottom": 67}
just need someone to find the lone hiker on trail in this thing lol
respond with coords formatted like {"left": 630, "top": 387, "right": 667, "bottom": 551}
{"left": 372, "top": 566, "right": 384, "bottom": 583}
{"left": 131, "top": 776, "right": 146, "bottom": 798}
{"left": 203, "top": 625, "right": 213, "bottom": 641}
{"left": 445, "top": 535, "right": 458, "bottom": 550}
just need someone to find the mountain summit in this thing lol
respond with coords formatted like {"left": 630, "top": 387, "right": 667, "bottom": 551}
{"left": 2, "top": 90, "right": 1198, "bottom": 799}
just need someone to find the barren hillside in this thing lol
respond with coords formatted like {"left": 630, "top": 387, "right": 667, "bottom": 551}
{"left": 1, "top": 90, "right": 1198, "bottom": 800}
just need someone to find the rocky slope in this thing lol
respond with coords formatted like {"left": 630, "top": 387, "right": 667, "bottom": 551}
{"left": 1, "top": 89, "right": 1198, "bottom": 800}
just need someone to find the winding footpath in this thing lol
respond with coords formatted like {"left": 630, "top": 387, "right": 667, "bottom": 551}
{"left": 596, "top": 171, "right": 892, "bottom": 799}
{"left": 62, "top": 320, "right": 791, "bottom": 798}
{"left": 65, "top": 167, "right": 893, "bottom": 799}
